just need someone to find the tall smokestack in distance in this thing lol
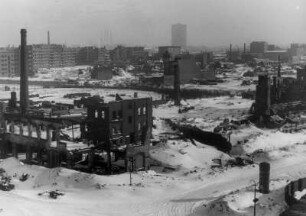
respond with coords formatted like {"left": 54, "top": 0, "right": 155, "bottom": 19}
{"left": 229, "top": 44, "right": 232, "bottom": 61}
{"left": 20, "top": 29, "right": 29, "bottom": 115}
{"left": 244, "top": 43, "right": 246, "bottom": 53}
{"left": 278, "top": 55, "right": 281, "bottom": 78}
{"left": 48, "top": 31, "right": 50, "bottom": 45}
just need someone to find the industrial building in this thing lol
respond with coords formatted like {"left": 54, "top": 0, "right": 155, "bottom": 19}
{"left": 250, "top": 41, "right": 268, "bottom": 54}
{"left": 163, "top": 53, "right": 202, "bottom": 86}
{"left": 253, "top": 60, "right": 306, "bottom": 125}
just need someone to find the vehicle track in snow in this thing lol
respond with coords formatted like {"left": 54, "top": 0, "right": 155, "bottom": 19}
{"left": 133, "top": 154, "right": 306, "bottom": 216}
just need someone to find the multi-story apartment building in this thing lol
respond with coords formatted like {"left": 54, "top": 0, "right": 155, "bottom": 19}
{"left": 0, "top": 47, "right": 18, "bottom": 77}
{"left": 97, "top": 47, "right": 111, "bottom": 66}
{"left": 62, "top": 46, "right": 77, "bottom": 67}
{"left": 30, "top": 44, "right": 77, "bottom": 71}
{"left": 75, "top": 46, "right": 99, "bottom": 65}
{"left": 0, "top": 44, "right": 117, "bottom": 76}
{"left": 0, "top": 44, "right": 79, "bottom": 77}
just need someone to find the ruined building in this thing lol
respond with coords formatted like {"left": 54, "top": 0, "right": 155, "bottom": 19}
{"left": 75, "top": 95, "right": 152, "bottom": 172}
{"left": 253, "top": 61, "right": 306, "bottom": 121}
{"left": 0, "top": 29, "right": 153, "bottom": 174}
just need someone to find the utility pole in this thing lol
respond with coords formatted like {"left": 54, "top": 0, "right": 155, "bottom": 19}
{"left": 129, "top": 157, "right": 134, "bottom": 186}
{"left": 250, "top": 180, "right": 258, "bottom": 216}
{"left": 174, "top": 63, "right": 180, "bottom": 106}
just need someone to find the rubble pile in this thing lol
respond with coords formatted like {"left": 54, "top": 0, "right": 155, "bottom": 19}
{"left": 38, "top": 190, "right": 65, "bottom": 199}
{"left": 0, "top": 168, "right": 14, "bottom": 191}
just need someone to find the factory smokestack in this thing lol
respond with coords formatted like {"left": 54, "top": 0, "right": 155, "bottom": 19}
{"left": 20, "top": 29, "right": 28, "bottom": 115}
{"left": 229, "top": 44, "right": 232, "bottom": 61}
{"left": 48, "top": 31, "right": 50, "bottom": 45}
{"left": 244, "top": 43, "right": 246, "bottom": 53}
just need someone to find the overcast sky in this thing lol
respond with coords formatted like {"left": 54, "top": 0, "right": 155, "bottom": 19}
{"left": 0, "top": 0, "right": 305, "bottom": 47}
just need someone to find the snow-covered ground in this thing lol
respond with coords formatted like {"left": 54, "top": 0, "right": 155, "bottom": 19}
{"left": 0, "top": 64, "right": 305, "bottom": 215}
{"left": 0, "top": 65, "right": 139, "bottom": 87}
{"left": 0, "top": 84, "right": 161, "bottom": 104}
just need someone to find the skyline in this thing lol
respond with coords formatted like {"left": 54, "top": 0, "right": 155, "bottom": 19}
{"left": 0, "top": 0, "right": 306, "bottom": 47}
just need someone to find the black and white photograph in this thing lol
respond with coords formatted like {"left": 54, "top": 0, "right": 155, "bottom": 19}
{"left": 0, "top": 0, "right": 306, "bottom": 215}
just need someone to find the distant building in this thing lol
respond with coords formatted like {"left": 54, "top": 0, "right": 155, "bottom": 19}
{"left": 267, "top": 44, "right": 276, "bottom": 51}
{"left": 110, "top": 45, "right": 128, "bottom": 63}
{"left": 0, "top": 47, "right": 18, "bottom": 77}
{"left": 76, "top": 47, "right": 110, "bottom": 66}
{"left": 263, "top": 50, "right": 289, "bottom": 61}
{"left": 163, "top": 54, "right": 202, "bottom": 86}
{"left": 110, "top": 46, "right": 148, "bottom": 63}
{"left": 90, "top": 65, "right": 113, "bottom": 80}
{"left": 194, "top": 52, "right": 213, "bottom": 69}
{"left": 0, "top": 46, "right": 34, "bottom": 77}
{"left": 158, "top": 46, "right": 181, "bottom": 59}
{"left": 97, "top": 47, "right": 111, "bottom": 66}
{"left": 171, "top": 23, "right": 187, "bottom": 49}
{"left": 30, "top": 44, "right": 61, "bottom": 70}
{"left": 76, "top": 46, "right": 99, "bottom": 65}
{"left": 126, "top": 47, "right": 148, "bottom": 62}
{"left": 288, "top": 44, "right": 306, "bottom": 60}
{"left": 254, "top": 67, "right": 306, "bottom": 119}
{"left": 26, "top": 44, "right": 78, "bottom": 72}
{"left": 62, "top": 46, "right": 77, "bottom": 67}
{"left": 250, "top": 41, "right": 268, "bottom": 54}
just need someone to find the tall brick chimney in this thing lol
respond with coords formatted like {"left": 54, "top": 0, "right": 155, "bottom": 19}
{"left": 48, "top": 31, "right": 50, "bottom": 45}
{"left": 20, "top": 29, "right": 28, "bottom": 115}
{"left": 229, "top": 44, "right": 232, "bottom": 61}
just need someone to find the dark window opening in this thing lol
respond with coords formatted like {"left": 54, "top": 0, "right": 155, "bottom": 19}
{"left": 118, "top": 110, "right": 122, "bottom": 118}
{"left": 112, "top": 111, "right": 117, "bottom": 119}
{"left": 128, "top": 116, "right": 132, "bottom": 123}
{"left": 130, "top": 133, "right": 135, "bottom": 144}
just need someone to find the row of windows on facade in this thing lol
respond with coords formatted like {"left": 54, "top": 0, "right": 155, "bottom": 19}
{"left": 111, "top": 122, "right": 146, "bottom": 135}
{"left": 1, "top": 60, "right": 15, "bottom": 63}
{"left": 0, "top": 63, "right": 14, "bottom": 66}
{"left": 6, "top": 124, "right": 58, "bottom": 139}
{"left": 1, "top": 57, "right": 14, "bottom": 60}
{"left": 94, "top": 106, "right": 147, "bottom": 120}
